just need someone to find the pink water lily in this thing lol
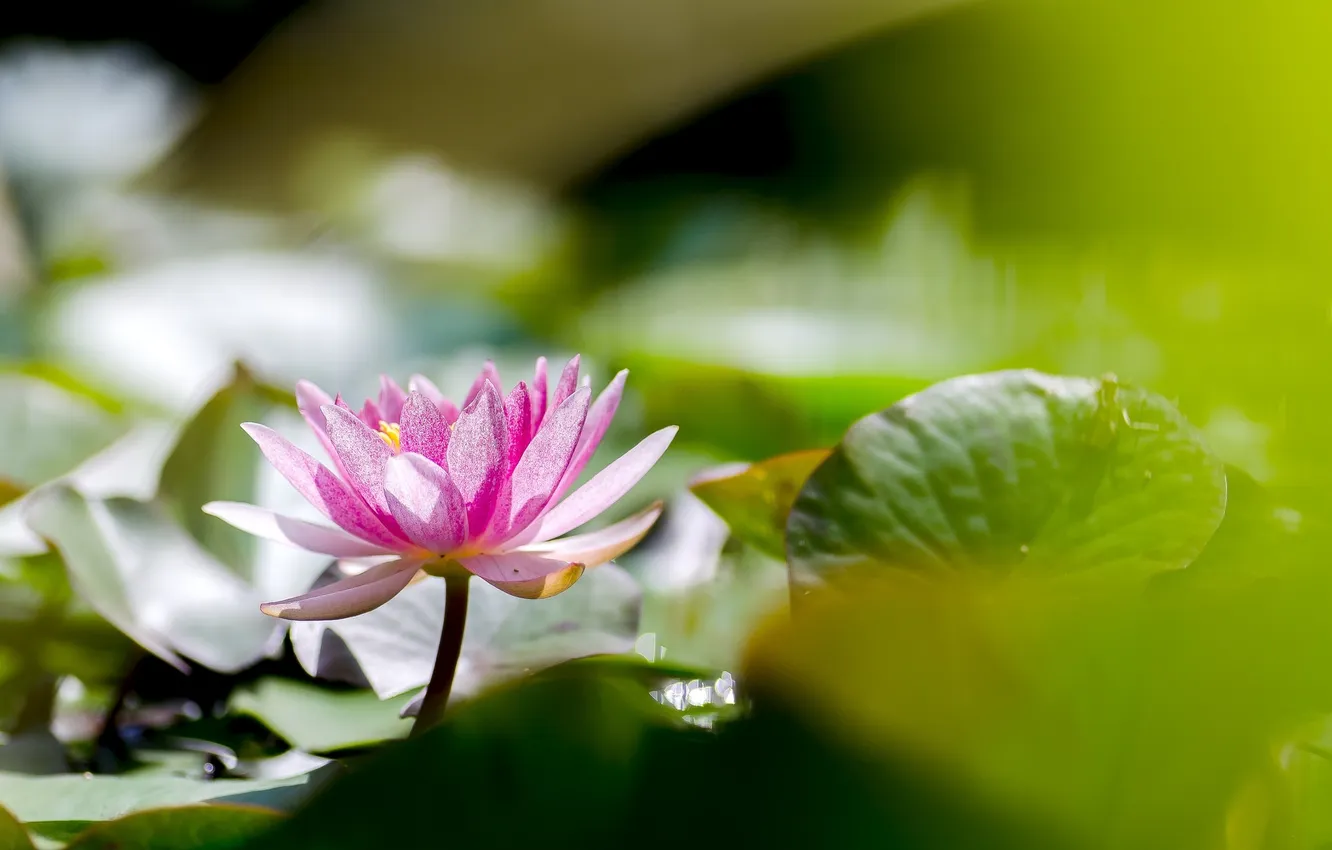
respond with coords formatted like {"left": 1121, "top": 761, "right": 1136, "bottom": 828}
{"left": 204, "top": 355, "right": 676, "bottom": 620}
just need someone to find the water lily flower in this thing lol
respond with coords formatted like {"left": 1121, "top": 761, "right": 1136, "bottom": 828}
{"left": 203, "top": 356, "right": 676, "bottom": 620}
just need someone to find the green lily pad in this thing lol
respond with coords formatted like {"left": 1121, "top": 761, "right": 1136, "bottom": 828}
{"left": 786, "top": 370, "right": 1227, "bottom": 588}
{"left": 0, "top": 373, "right": 128, "bottom": 497}
{"left": 690, "top": 449, "right": 830, "bottom": 559}
{"left": 290, "top": 564, "right": 641, "bottom": 705}
{"left": 157, "top": 364, "right": 276, "bottom": 578}
{"left": 0, "top": 801, "right": 34, "bottom": 850}
{"left": 229, "top": 679, "right": 413, "bottom": 753}
{"left": 0, "top": 766, "right": 333, "bottom": 827}
{"left": 23, "top": 486, "right": 279, "bottom": 673}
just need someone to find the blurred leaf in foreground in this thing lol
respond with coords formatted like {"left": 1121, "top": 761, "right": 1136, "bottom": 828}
{"left": 233, "top": 655, "right": 1066, "bottom": 850}
{"left": 63, "top": 804, "right": 281, "bottom": 850}
{"left": 0, "top": 801, "right": 33, "bottom": 850}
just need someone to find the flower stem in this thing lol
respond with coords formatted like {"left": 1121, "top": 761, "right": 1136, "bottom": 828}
{"left": 411, "top": 573, "right": 470, "bottom": 736}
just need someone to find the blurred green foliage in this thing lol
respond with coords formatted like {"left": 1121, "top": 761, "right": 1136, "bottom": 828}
{"left": 2, "top": 0, "right": 1332, "bottom": 846}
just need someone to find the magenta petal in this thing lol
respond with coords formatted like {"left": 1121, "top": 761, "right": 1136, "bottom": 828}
{"left": 359, "top": 398, "right": 384, "bottom": 429}
{"left": 384, "top": 453, "right": 466, "bottom": 553}
{"left": 530, "top": 356, "right": 548, "bottom": 427}
{"left": 459, "top": 550, "right": 571, "bottom": 583}
{"left": 515, "top": 425, "right": 677, "bottom": 545}
{"left": 465, "top": 360, "right": 503, "bottom": 407}
{"left": 407, "top": 375, "right": 460, "bottom": 423}
{"left": 379, "top": 375, "right": 407, "bottom": 423}
{"left": 545, "top": 354, "right": 581, "bottom": 425}
{"left": 400, "top": 391, "right": 450, "bottom": 466}
{"left": 408, "top": 374, "right": 442, "bottom": 403}
{"left": 322, "top": 404, "right": 394, "bottom": 517}
{"left": 517, "top": 500, "right": 663, "bottom": 567}
{"left": 261, "top": 557, "right": 422, "bottom": 620}
{"left": 240, "top": 423, "right": 405, "bottom": 550}
{"left": 547, "top": 369, "right": 626, "bottom": 509}
{"left": 498, "top": 386, "right": 589, "bottom": 540}
{"left": 503, "top": 381, "right": 532, "bottom": 473}
{"left": 203, "top": 501, "right": 393, "bottom": 558}
{"left": 295, "top": 380, "right": 345, "bottom": 471}
{"left": 446, "top": 380, "right": 507, "bottom": 535}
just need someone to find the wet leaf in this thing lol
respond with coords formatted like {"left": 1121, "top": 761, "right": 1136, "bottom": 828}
{"left": 787, "top": 370, "right": 1227, "bottom": 589}
{"left": 690, "top": 448, "right": 830, "bottom": 558}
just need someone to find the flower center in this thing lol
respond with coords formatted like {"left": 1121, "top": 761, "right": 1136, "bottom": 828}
{"left": 377, "top": 421, "right": 402, "bottom": 453}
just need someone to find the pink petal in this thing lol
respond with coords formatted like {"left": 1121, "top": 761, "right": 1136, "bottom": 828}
{"left": 359, "top": 398, "right": 384, "bottom": 429}
{"left": 446, "top": 380, "right": 507, "bottom": 535}
{"left": 202, "top": 501, "right": 394, "bottom": 558}
{"left": 496, "top": 386, "right": 589, "bottom": 540}
{"left": 384, "top": 453, "right": 466, "bottom": 553}
{"left": 400, "top": 391, "right": 450, "bottom": 466}
{"left": 545, "top": 354, "right": 581, "bottom": 425}
{"left": 516, "top": 500, "right": 662, "bottom": 567}
{"left": 296, "top": 380, "right": 348, "bottom": 476}
{"left": 483, "top": 563, "right": 584, "bottom": 599}
{"left": 261, "top": 558, "right": 423, "bottom": 620}
{"left": 322, "top": 404, "right": 395, "bottom": 518}
{"left": 465, "top": 360, "right": 503, "bottom": 407}
{"left": 503, "top": 381, "right": 533, "bottom": 474}
{"left": 379, "top": 375, "right": 408, "bottom": 423}
{"left": 515, "top": 425, "right": 677, "bottom": 545}
{"left": 240, "top": 423, "right": 406, "bottom": 550}
{"left": 459, "top": 550, "right": 574, "bottom": 583}
{"left": 530, "top": 356, "right": 548, "bottom": 427}
{"left": 408, "top": 374, "right": 459, "bottom": 422}
{"left": 408, "top": 373, "right": 443, "bottom": 405}
{"left": 546, "top": 369, "right": 626, "bottom": 509}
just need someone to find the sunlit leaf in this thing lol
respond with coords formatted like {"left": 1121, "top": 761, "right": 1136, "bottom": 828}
{"left": 0, "top": 766, "right": 334, "bottom": 825}
{"left": 690, "top": 448, "right": 830, "bottom": 559}
{"left": 24, "top": 486, "right": 279, "bottom": 673}
{"left": 0, "top": 373, "right": 128, "bottom": 497}
{"left": 62, "top": 805, "right": 281, "bottom": 850}
{"left": 289, "top": 564, "right": 640, "bottom": 704}
{"left": 158, "top": 363, "right": 278, "bottom": 578}
{"left": 230, "top": 679, "right": 413, "bottom": 753}
{"left": 787, "top": 370, "right": 1227, "bottom": 589}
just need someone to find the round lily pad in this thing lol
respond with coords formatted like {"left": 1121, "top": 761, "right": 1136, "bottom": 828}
{"left": 786, "top": 370, "right": 1227, "bottom": 588}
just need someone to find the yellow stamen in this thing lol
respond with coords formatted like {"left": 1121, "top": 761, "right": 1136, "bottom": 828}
{"left": 377, "top": 421, "right": 402, "bottom": 452}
